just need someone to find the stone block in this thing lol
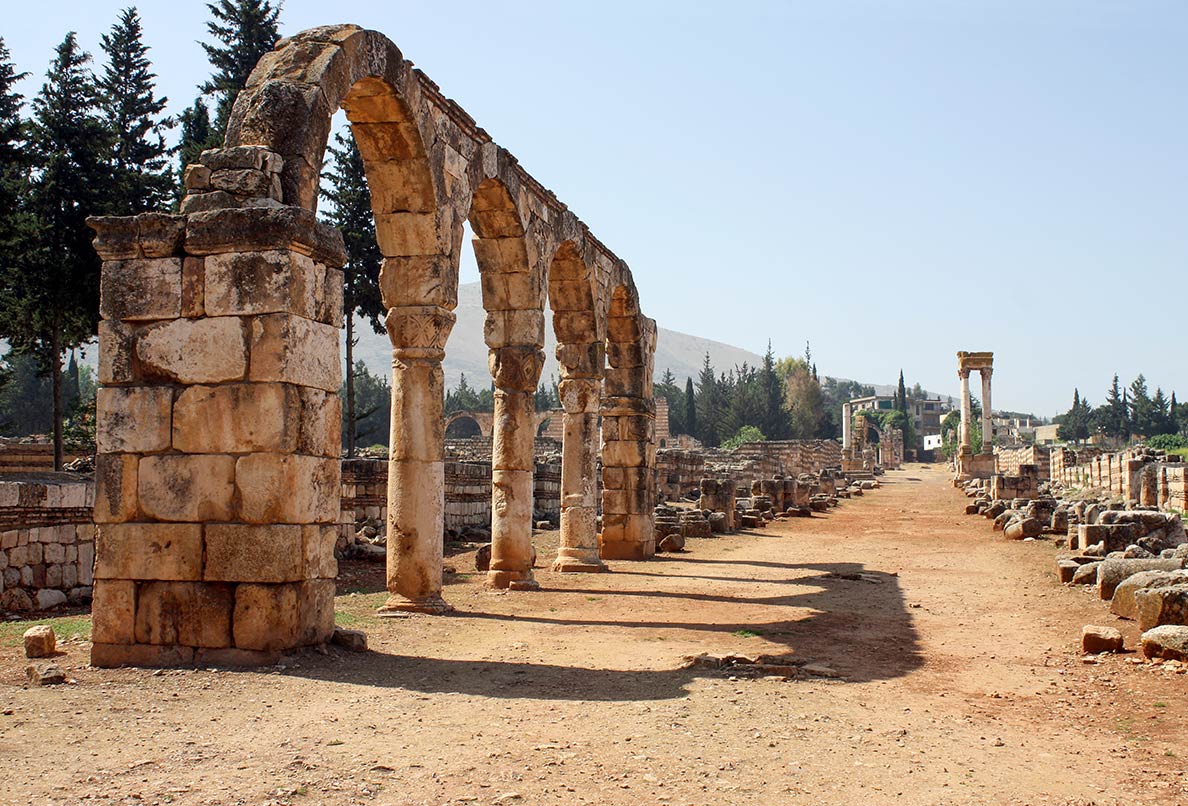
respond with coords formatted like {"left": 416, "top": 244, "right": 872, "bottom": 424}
{"left": 100, "top": 258, "right": 183, "bottom": 321}
{"left": 94, "top": 524, "right": 203, "bottom": 581}
{"left": 183, "top": 206, "right": 346, "bottom": 267}
{"left": 374, "top": 211, "right": 442, "bottom": 256}
{"left": 96, "top": 387, "right": 173, "bottom": 454}
{"left": 181, "top": 257, "right": 205, "bottom": 317}
{"left": 1140, "top": 625, "right": 1188, "bottom": 661}
{"left": 94, "top": 453, "right": 139, "bottom": 523}
{"left": 232, "top": 582, "right": 299, "bottom": 651}
{"left": 483, "top": 309, "right": 545, "bottom": 349}
{"left": 90, "top": 579, "right": 137, "bottom": 645}
{"left": 134, "top": 581, "right": 234, "bottom": 647}
{"left": 136, "top": 317, "right": 247, "bottom": 383}
{"left": 1135, "top": 583, "right": 1188, "bottom": 631}
{"left": 296, "top": 578, "right": 336, "bottom": 645}
{"left": 172, "top": 383, "right": 297, "bottom": 454}
{"left": 204, "top": 250, "right": 319, "bottom": 318}
{"left": 204, "top": 524, "right": 304, "bottom": 583}
{"left": 91, "top": 643, "right": 195, "bottom": 668}
{"left": 248, "top": 313, "right": 340, "bottom": 392}
{"left": 97, "top": 320, "right": 136, "bottom": 384}
{"left": 302, "top": 524, "right": 338, "bottom": 579}
{"left": 138, "top": 454, "right": 236, "bottom": 522}
{"left": 235, "top": 453, "right": 339, "bottom": 524}
{"left": 1097, "top": 558, "right": 1185, "bottom": 600}
{"left": 23, "top": 625, "right": 56, "bottom": 658}
{"left": 1081, "top": 625, "right": 1123, "bottom": 654}
{"left": 377, "top": 255, "right": 457, "bottom": 309}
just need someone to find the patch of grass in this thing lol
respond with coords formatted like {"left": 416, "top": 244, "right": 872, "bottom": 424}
{"left": 334, "top": 611, "right": 360, "bottom": 628}
{"left": 585, "top": 596, "right": 602, "bottom": 602}
{"left": 732, "top": 629, "right": 761, "bottom": 639}
{"left": 1154, "top": 702, "right": 1168, "bottom": 708}
{"left": 0, "top": 614, "right": 91, "bottom": 648}
{"left": 326, "top": 739, "right": 344, "bottom": 747}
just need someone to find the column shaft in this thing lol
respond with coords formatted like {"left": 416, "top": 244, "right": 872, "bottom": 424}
{"left": 553, "top": 377, "right": 606, "bottom": 572}
{"left": 959, "top": 372, "right": 972, "bottom": 452}
{"left": 980, "top": 370, "right": 993, "bottom": 455}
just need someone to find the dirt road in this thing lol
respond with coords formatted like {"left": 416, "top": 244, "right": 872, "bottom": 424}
{"left": 2, "top": 464, "right": 1186, "bottom": 805}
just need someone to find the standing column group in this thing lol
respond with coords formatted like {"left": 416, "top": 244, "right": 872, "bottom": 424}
{"left": 980, "top": 368, "right": 993, "bottom": 455}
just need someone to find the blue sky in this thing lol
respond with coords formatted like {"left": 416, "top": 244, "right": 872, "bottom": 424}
{"left": 5, "top": 1, "right": 1185, "bottom": 415}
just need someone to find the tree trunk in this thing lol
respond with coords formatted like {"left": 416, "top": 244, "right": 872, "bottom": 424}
{"left": 51, "top": 326, "right": 63, "bottom": 471}
{"left": 345, "top": 313, "right": 355, "bottom": 458}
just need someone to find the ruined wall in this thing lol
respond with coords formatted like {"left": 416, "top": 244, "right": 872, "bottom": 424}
{"left": 996, "top": 445, "right": 1051, "bottom": 479}
{"left": 0, "top": 476, "right": 95, "bottom": 612}
{"left": 718, "top": 440, "right": 843, "bottom": 478}
{"left": 0, "top": 441, "right": 86, "bottom": 474}
{"left": 1051, "top": 447, "right": 1186, "bottom": 511}
{"left": 655, "top": 449, "right": 706, "bottom": 502}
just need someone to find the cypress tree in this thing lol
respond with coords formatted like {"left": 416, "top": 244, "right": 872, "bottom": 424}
{"left": 320, "top": 130, "right": 384, "bottom": 457}
{"left": 175, "top": 97, "right": 213, "bottom": 199}
{"left": 685, "top": 376, "right": 696, "bottom": 441}
{"left": 200, "top": 0, "right": 282, "bottom": 141}
{"left": 0, "top": 34, "right": 112, "bottom": 468}
{"left": 99, "top": 7, "right": 174, "bottom": 214}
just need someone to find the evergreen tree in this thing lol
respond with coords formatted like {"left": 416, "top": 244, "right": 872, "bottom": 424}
{"left": 99, "top": 7, "right": 174, "bottom": 213}
{"left": 896, "top": 370, "right": 908, "bottom": 415}
{"left": 1171, "top": 391, "right": 1179, "bottom": 434}
{"left": 655, "top": 368, "right": 685, "bottom": 436}
{"left": 684, "top": 376, "right": 696, "bottom": 440}
{"left": 0, "top": 34, "right": 112, "bottom": 469}
{"left": 1151, "top": 388, "right": 1173, "bottom": 436}
{"left": 200, "top": 0, "right": 282, "bottom": 141}
{"left": 760, "top": 341, "right": 788, "bottom": 439}
{"left": 321, "top": 129, "right": 384, "bottom": 457}
{"left": 0, "top": 38, "right": 28, "bottom": 256}
{"left": 1056, "top": 389, "right": 1091, "bottom": 445}
{"left": 695, "top": 353, "right": 722, "bottom": 447}
{"left": 1129, "top": 374, "right": 1154, "bottom": 437}
{"left": 1102, "top": 374, "right": 1129, "bottom": 440}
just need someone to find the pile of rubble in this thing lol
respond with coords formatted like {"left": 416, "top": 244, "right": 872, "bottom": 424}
{"left": 959, "top": 475, "right": 1188, "bottom": 661}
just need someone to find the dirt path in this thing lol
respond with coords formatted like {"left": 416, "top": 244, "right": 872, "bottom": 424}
{"left": 3, "top": 465, "right": 1187, "bottom": 805}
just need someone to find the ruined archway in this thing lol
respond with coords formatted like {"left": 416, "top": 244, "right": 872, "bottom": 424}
{"left": 444, "top": 412, "right": 485, "bottom": 439}
{"left": 87, "top": 24, "right": 657, "bottom": 667}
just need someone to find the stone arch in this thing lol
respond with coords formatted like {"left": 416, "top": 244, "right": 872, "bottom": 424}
{"left": 87, "top": 24, "right": 659, "bottom": 667}
{"left": 443, "top": 411, "right": 490, "bottom": 439}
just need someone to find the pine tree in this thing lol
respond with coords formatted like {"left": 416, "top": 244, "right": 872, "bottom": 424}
{"left": 1129, "top": 374, "right": 1154, "bottom": 438}
{"left": 695, "top": 353, "right": 720, "bottom": 447}
{"left": 760, "top": 341, "right": 787, "bottom": 439}
{"left": 321, "top": 130, "right": 384, "bottom": 456}
{"left": 1103, "top": 374, "right": 1127, "bottom": 440}
{"left": 1171, "top": 391, "right": 1179, "bottom": 434}
{"left": 0, "top": 34, "right": 112, "bottom": 469}
{"left": 1152, "top": 388, "right": 1173, "bottom": 436}
{"left": 0, "top": 38, "right": 28, "bottom": 255}
{"left": 175, "top": 97, "right": 213, "bottom": 200}
{"left": 684, "top": 376, "right": 696, "bottom": 440}
{"left": 99, "top": 7, "right": 174, "bottom": 214}
{"left": 200, "top": 0, "right": 282, "bottom": 141}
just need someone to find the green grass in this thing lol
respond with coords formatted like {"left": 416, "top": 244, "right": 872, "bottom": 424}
{"left": 0, "top": 614, "right": 91, "bottom": 647}
{"left": 732, "top": 629, "right": 762, "bottom": 638}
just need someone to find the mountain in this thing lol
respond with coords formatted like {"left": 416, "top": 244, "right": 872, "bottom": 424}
{"left": 351, "top": 281, "right": 768, "bottom": 390}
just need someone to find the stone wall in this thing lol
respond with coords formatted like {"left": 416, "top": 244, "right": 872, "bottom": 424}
{"left": 996, "top": 445, "right": 1051, "bottom": 479}
{"left": 655, "top": 449, "right": 706, "bottom": 502}
{"left": 0, "top": 475, "right": 95, "bottom": 612}
{"left": 711, "top": 440, "right": 842, "bottom": 479}
{"left": 0, "top": 440, "right": 86, "bottom": 474}
{"left": 1051, "top": 447, "right": 1187, "bottom": 511}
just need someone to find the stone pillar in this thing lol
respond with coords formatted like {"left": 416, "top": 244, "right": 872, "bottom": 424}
{"left": 553, "top": 375, "right": 607, "bottom": 572}
{"left": 600, "top": 395, "right": 656, "bottom": 560}
{"left": 487, "top": 345, "right": 545, "bottom": 589}
{"left": 842, "top": 403, "right": 852, "bottom": 451}
{"left": 980, "top": 368, "right": 993, "bottom": 455}
{"left": 959, "top": 370, "right": 972, "bottom": 453}
{"left": 87, "top": 147, "right": 344, "bottom": 667}
{"left": 378, "top": 304, "right": 456, "bottom": 615}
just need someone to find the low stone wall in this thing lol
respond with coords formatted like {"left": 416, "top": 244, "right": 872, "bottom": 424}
{"left": 655, "top": 449, "right": 706, "bottom": 502}
{"left": 1051, "top": 447, "right": 1187, "bottom": 511}
{"left": 0, "top": 474, "right": 95, "bottom": 612}
{"left": 0, "top": 440, "right": 86, "bottom": 474}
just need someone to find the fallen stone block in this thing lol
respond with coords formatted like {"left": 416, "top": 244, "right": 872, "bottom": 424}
{"left": 1056, "top": 559, "right": 1080, "bottom": 584}
{"left": 1111, "top": 570, "right": 1188, "bottom": 619}
{"left": 1081, "top": 625, "right": 1124, "bottom": 654}
{"left": 1140, "top": 625, "right": 1188, "bottom": 661}
{"left": 1097, "top": 558, "right": 1186, "bottom": 600}
{"left": 25, "top": 662, "right": 66, "bottom": 686}
{"left": 1135, "top": 583, "right": 1188, "bottom": 630}
{"left": 1070, "top": 562, "right": 1102, "bottom": 586}
{"left": 1004, "top": 518, "right": 1043, "bottom": 540}
{"left": 23, "top": 625, "right": 56, "bottom": 659}
{"left": 331, "top": 626, "right": 367, "bottom": 652}
{"left": 658, "top": 533, "right": 686, "bottom": 552}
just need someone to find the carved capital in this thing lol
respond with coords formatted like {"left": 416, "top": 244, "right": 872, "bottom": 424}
{"left": 386, "top": 305, "right": 456, "bottom": 359}
{"left": 555, "top": 341, "right": 604, "bottom": 379}
{"left": 559, "top": 378, "right": 600, "bottom": 414}
{"left": 489, "top": 345, "right": 545, "bottom": 392}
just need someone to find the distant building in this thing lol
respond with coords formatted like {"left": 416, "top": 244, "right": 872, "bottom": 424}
{"left": 1034, "top": 423, "right": 1060, "bottom": 445}
{"left": 848, "top": 395, "right": 950, "bottom": 446}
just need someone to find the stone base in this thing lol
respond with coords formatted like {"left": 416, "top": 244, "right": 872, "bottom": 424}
{"left": 956, "top": 451, "right": 995, "bottom": 481}
{"left": 599, "top": 539, "right": 656, "bottom": 561}
{"left": 552, "top": 558, "right": 609, "bottom": 573}
{"left": 487, "top": 569, "right": 537, "bottom": 590}
{"left": 376, "top": 594, "right": 454, "bottom": 616}
{"left": 91, "top": 642, "right": 282, "bottom": 668}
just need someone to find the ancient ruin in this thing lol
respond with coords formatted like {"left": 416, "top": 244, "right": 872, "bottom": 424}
{"left": 954, "top": 350, "right": 995, "bottom": 481}
{"left": 84, "top": 25, "right": 660, "bottom": 665}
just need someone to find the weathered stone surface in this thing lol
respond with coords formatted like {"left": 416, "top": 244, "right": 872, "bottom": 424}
{"left": 233, "top": 583, "right": 299, "bottom": 651}
{"left": 93, "top": 454, "right": 138, "bottom": 523}
{"left": 1140, "top": 625, "right": 1188, "bottom": 661}
{"left": 97, "top": 320, "right": 136, "bottom": 384}
{"left": 137, "top": 454, "right": 236, "bottom": 522}
{"left": 1135, "top": 583, "right": 1188, "bottom": 631}
{"left": 23, "top": 625, "right": 56, "bottom": 658}
{"left": 94, "top": 524, "right": 203, "bottom": 581}
{"left": 235, "top": 453, "right": 339, "bottom": 524}
{"left": 1081, "top": 625, "right": 1123, "bottom": 654}
{"left": 183, "top": 206, "right": 346, "bottom": 267}
{"left": 204, "top": 524, "right": 303, "bottom": 583}
{"left": 1097, "top": 558, "right": 1185, "bottom": 600}
{"left": 26, "top": 662, "right": 66, "bottom": 685}
{"left": 99, "top": 258, "right": 182, "bottom": 321}
{"left": 248, "top": 313, "right": 340, "bottom": 392}
{"left": 1070, "top": 561, "right": 1101, "bottom": 586}
{"left": 96, "top": 387, "right": 172, "bottom": 454}
{"left": 35, "top": 589, "right": 66, "bottom": 610}
{"left": 203, "top": 250, "right": 320, "bottom": 318}
{"left": 136, "top": 317, "right": 247, "bottom": 383}
{"left": 90, "top": 580, "right": 136, "bottom": 645}
{"left": 134, "top": 581, "right": 233, "bottom": 647}
{"left": 1111, "top": 569, "right": 1188, "bottom": 619}
{"left": 1004, "top": 517, "right": 1043, "bottom": 540}
{"left": 331, "top": 626, "right": 367, "bottom": 651}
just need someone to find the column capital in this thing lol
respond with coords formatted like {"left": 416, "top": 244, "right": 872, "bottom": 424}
{"left": 957, "top": 368, "right": 971, "bottom": 381}
{"left": 489, "top": 345, "right": 545, "bottom": 392}
{"left": 980, "top": 367, "right": 993, "bottom": 380}
{"left": 559, "top": 377, "right": 600, "bottom": 414}
{"left": 386, "top": 304, "right": 455, "bottom": 360}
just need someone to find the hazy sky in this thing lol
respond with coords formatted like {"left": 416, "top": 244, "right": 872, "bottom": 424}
{"left": 5, "top": 1, "right": 1185, "bottom": 415}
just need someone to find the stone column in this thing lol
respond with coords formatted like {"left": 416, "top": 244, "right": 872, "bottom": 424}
{"left": 958, "top": 370, "right": 972, "bottom": 453}
{"left": 842, "top": 402, "right": 852, "bottom": 451}
{"left": 600, "top": 394, "right": 656, "bottom": 560}
{"left": 553, "top": 375, "right": 607, "bottom": 572}
{"left": 378, "top": 304, "right": 456, "bottom": 615}
{"left": 487, "top": 345, "right": 545, "bottom": 589}
{"left": 980, "top": 368, "right": 993, "bottom": 454}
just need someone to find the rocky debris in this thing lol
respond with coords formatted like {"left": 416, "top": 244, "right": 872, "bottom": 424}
{"left": 1081, "top": 625, "right": 1124, "bottom": 654}
{"left": 658, "top": 533, "right": 686, "bottom": 553}
{"left": 682, "top": 652, "right": 823, "bottom": 679}
{"left": 1004, "top": 518, "right": 1043, "bottom": 540}
{"left": 330, "top": 627, "right": 367, "bottom": 652}
{"left": 1134, "top": 583, "right": 1188, "bottom": 631}
{"left": 25, "top": 662, "right": 66, "bottom": 686}
{"left": 1070, "top": 562, "right": 1102, "bottom": 586}
{"left": 23, "top": 625, "right": 56, "bottom": 658}
{"left": 1140, "top": 625, "right": 1188, "bottom": 661}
